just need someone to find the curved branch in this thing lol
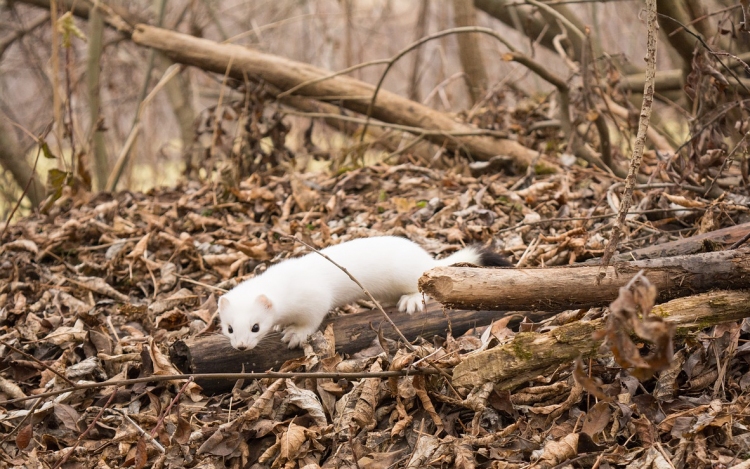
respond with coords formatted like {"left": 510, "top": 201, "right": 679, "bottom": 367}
{"left": 361, "top": 26, "right": 568, "bottom": 142}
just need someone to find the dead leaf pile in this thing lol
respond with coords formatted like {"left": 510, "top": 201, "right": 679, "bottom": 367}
{"left": 1, "top": 160, "right": 750, "bottom": 468}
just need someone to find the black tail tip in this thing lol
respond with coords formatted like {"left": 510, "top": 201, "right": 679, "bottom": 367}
{"left": 479, "top": 248, "right": 512, "bottom": 267}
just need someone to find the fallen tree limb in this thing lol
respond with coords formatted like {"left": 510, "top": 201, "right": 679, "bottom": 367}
{"left": 620, "top": 69, "right": 750, "bottom": 95}
{"left": 619, "top": 221, "right": 750, "bottom": 261}
{"left": 130, "top": 24, "right": 538, "bottom": 167}
{"left": 419, "top": 248, "right": 750, "bottom": 311}
{"left": 452, "top": 289, "right": 750, "bottom": 388}
{"left": 170, "top": 304, "right": 552, "bottom": 394}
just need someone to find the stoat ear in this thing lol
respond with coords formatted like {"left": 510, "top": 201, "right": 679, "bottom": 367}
{"left": 218, "top": 297, "right": 229, "bottom": 312}
{"left": 256, "top": 295, "right": 273, "bottom": 309}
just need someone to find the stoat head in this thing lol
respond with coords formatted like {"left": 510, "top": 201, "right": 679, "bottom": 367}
{"left": 218, "top": 294, "right": 275, "bottom": 350}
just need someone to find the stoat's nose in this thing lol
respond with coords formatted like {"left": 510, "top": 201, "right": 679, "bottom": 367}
{"left": 236, "top": 345, "right": 247, "bottom": 351}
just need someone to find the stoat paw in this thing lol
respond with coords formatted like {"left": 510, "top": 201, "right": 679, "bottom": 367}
{"left": 398, "top": 292, "right": 425, "bottom": 314}
{"left": 281, "top": 325, "right": 313, "bottom": 349}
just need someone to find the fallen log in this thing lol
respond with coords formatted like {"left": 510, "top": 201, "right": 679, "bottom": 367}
{"left": 452, "top": 289, "right": 750, "bottom": 388}
{"left": 616, "top": 221, "right": 750, "bottom": 261}
{"left": 170, "top": 304, "right": 554, "bottom": 394}
{"left": 419, "top": 248, "right": 750, "bottom": 311}
{"left": 131, "top": 24, "right": 538, "bottom": 167}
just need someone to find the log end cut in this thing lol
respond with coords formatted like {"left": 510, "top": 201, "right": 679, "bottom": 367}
{"left": 419, "top": 270, "right": 455, "bottom": 301}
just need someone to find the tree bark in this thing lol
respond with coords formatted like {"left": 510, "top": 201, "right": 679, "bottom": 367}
{"left": 0, "top": 120, "right": 44, "bottom": 208}
{"left": 474, "top": 0, "right": 585, "bottom": 64}
{"left": 87, "top": 5, "right": 109, "bottom": 191}
{"left": 452, "top": 0, "right": 488, "bottom": 104}
{"left": 452, "top": 289, "right": 750, "bottom": 388}
{"left": 656, "top": 0, "right": 697, "bottom": 68}
{"left": 619, "top": 221, "right": 750, "bottom": 261}
{"left": 621, "top": 69, "right": 750, "bottom": 95}
{"left": 130, "top": 24, "right": 537, "bottom": 167}
{"left": 170, "top": 303, "right": 554, "bottom": 394}
{"left": 419, "top": 248, "right": 750, "bottom": 311}
{"left": 408, "top": 0, "right": 430, "bottom": 102}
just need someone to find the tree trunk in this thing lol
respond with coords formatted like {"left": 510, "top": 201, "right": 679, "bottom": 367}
{"left": 452, "top": 0, "right": 488, "bottom": 104}
{"left": 87, "top": 5, "right": 109, "bottom": 191}
{"left": 0, "top": 121, "right": 44, "bottom": 208}
{"left": 419, "top": 248, "right": 750, "bottom": 311}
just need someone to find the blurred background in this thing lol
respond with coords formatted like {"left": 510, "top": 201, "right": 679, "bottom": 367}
{"left": 0, "top": 0, "right": 747, "bottom": 219}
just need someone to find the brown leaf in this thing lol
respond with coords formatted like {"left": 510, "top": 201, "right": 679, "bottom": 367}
{"left": 581, "top": 401, "right": 612, "bottom": 438}
{"left": 197, "top": 428, "right": 242, "bottom": 456}
{"left": 573, "top": 359, "right": 610, "bottom": 402}
{"left": 602, "top": 275, "right": 674, "bottom": 380}
{"left": 127, "top": 233, "right": 151, "bottom": 260}
{"left": 352, "top": 361, "right": 382, "bottom": 429}
{"left": 173, "top": 415, "right": 191, "bottom": 445}
{"left": 413, "top": 374, "right": 443, "bottom": 432}
{"left": 285, "top": 379, "right": 327, "bottom": 428}
{"left": 53, "top": 403, "right": 81, "bottom": 432}
{"left": 15, "top": 423, "right": 33, "bottom": 450}
{"left": 536, "top": 433, "right": 579, "bottom": 466}
{"left": 454, "top": 443, "right": 476, "bottom": 469}
{"left": 291, "top": 175, "right": 320, "bottom": 211}
{"left": 278, "top": 422, "right": 309, "bottom": 462}
{"left": 134, "top": 436, "right": 148, "bottom": 469}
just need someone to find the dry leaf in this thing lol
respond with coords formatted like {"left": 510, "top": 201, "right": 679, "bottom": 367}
{"left": 15, "top": 423, "right": 33, "bottom": 450}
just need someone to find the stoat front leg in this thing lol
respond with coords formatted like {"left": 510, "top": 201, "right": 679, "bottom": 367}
{"left": 397, "top": 292, "right": 426, "bottom": 314}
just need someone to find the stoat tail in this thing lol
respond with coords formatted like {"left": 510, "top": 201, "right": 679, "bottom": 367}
{"left": 435, "top": 246, "right": 511, "bottom": 267}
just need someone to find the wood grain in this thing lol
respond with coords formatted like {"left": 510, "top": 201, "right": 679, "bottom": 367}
{"left": 419, "top": 248, "right": 750, "bottom": 311}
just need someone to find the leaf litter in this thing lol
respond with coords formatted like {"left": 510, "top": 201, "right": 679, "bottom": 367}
{"left": 2, "top": 112, "right": 750, "bottom": 468}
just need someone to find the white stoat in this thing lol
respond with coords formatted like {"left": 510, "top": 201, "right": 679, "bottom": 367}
{"left": 218, "top": 236, "right": 508, "bottom": 350}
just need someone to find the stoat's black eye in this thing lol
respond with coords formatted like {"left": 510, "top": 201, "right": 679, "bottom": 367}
{"left": 252, "top": 324, "right": 259, "bottom": 333}
{"left": 227, "top": 326, "right": 233, "bottom": 334}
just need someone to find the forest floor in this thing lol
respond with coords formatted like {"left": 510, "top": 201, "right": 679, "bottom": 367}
{"left": 2, "top": 130, "right": 750, "bottom": 468}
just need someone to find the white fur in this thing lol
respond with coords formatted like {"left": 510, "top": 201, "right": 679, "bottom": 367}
{"left": 218, "top": 236, "right": 484, "bottom": 350}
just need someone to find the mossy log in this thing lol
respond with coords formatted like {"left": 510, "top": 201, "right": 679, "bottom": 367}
{"left": 452, "top": 289, "right": 750, "bottom": 388}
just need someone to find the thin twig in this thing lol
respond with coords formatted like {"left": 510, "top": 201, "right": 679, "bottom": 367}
{"left": 115, "top": 410, "right": 166, "bottom": 453}
{"left": 0, "top": 370, "right": 439, "bottom": 407}
{"left": 703, "top": 131, "right": 749, "bottom": 197}
{"left": 277, "top": 59, "right": 390, "bottom": 98}
{"left": 598, "top": 0, "right": 658, "bottom": 279}
{"left": 51, "top": 388, "right": 119, "bottom": 469}
{"left": 0, "top": 396, "right": 44, "bottom": 445}
{"left": 495, "top": 207, "right": 706, "bottom": 235}
{"left": 282, "top": 110, "right": 508, "bottom": 137}
{"left": 0, "top": 13, "right": 50, "bottom": 60}
{"left": 210, "top": 54, "right": 236, "bottom": 160}
{"left": 360, "top": 26, "right": 563, "bottom": 141}
{"left": 525, "top": 0, "right": 585, "bottom": 41}
{"left": 150, "top": 377, "right": 194, "bottom": 439}
{"left": 729, "top": 231, "right": 750, "bottom": 250}
{"left": 105, "top": 0, "right": 168, "bottom": 191}
{"left": 657, "top": 13, "right": 750, "bottom": 96}
{"left": 0, "top": 340, "right": 76, "bottom": 387}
